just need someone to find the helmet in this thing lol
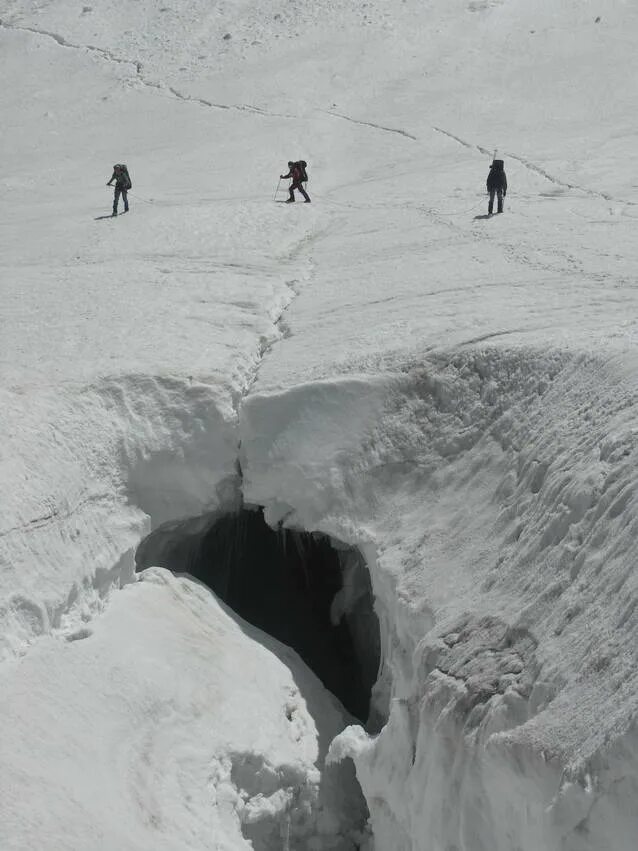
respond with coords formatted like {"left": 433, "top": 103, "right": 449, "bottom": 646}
{"left": 288, "top": 161, "right": 294, "bottom": 167}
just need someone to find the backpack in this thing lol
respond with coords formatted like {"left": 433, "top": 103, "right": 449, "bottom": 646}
{"left": 113, "top": 164, "right": 132, "bottom": 189}
{"left": 487, "top": 159, "right": 505, "bottom": 190}
{"left": 295, "top": 160, "right": 308, "bottom": 182}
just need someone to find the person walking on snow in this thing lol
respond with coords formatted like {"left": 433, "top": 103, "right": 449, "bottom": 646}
{"left": 281, "top": 160, "right": 311, "bottom": 203}
{"left": 107, "top": 164, "right": 132, "bottom": 216}
{"left": 486, "top": 159, "right": 507, "bottom": 215}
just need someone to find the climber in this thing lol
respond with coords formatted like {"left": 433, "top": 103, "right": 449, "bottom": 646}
{"left": 280, "top": 160, "right": 311, "bottom": 203}
{"left": 486, "top": 159, "right": 507, "bottom": 215}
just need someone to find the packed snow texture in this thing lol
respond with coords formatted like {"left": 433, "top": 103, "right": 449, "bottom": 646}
{"left": 2, "top": 0, "right": 638, "bottom": 849}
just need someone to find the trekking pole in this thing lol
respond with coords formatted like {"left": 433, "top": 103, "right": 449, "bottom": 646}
{"left": 127, "top": 191, "right": 155, "bottom": 205}
{"left": 273, "top": 177, "right": 281, "bottom": 202}
{"left": 105, "top": 185, "right": 152, "bottom": 204}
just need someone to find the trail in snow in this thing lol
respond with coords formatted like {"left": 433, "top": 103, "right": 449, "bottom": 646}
{"left": 419, "top": 198, "right": 636, "bottom": 290}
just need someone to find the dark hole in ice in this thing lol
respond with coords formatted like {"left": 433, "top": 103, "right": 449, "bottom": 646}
{"left": 136, "top": 507, "right": 380, "bottom": 723}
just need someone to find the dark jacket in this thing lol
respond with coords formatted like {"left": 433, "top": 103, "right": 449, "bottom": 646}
{"left": 487, "top": 161, "right": 507, "bottom": 193}
{"left": 108, "top": 165, "right": 132, "bottom": 190}
{"left": 282, "top": 163, "right": 304, "bottom": 184}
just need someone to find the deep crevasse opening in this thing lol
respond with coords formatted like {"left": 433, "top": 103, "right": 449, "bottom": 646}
{"left": 136, "top": 505, "right": 383, "bottom": 725}
{"left": 135, "top": 504, "right": 383, "bottom": 848}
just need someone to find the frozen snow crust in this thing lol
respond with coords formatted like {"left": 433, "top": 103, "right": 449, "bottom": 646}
{"left": 3, "top": 0, "right": 638, "bottom": 848}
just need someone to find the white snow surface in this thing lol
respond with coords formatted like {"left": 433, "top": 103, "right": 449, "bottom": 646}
{"left": 2, "top": 0, "right": 638, "bottom": 849}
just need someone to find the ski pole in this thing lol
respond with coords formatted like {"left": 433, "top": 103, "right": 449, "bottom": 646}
{"left": 273, "top": 177, "right": 281, "bottom": 202}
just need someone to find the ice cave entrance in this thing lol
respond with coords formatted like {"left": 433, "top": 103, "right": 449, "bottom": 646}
{"left": 136, "top": 507, "right": 380, "bottom": 723}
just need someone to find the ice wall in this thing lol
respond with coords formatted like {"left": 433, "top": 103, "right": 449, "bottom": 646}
{"left": 241, "top": 346, "right": 638, "bottom": 851}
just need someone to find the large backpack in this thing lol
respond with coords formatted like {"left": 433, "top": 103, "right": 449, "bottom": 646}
{"left": 113, "top": 164, "right": 132, "bottom": 190}
{"left": 295, "top": 160, "right": 308, "bottom": 182}
{"left": 487, "top": 159, "right": 505, "bottom": 190}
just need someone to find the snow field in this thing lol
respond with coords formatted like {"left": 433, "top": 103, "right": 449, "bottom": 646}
{"left": 2, "top": 0, "right": 638, "bottom": 849}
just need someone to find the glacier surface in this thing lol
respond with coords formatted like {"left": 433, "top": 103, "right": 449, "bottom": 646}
{"left": 2, "top": 0, "right": 638, "bottom": 848}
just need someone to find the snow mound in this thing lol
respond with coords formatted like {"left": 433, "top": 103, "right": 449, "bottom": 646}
{"left": 0, "top": 567, "right": 369, "bottom": 850}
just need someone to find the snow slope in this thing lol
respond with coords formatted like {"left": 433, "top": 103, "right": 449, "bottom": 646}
{"left": 2, "top": 0, "right": 638, "bottom": 848}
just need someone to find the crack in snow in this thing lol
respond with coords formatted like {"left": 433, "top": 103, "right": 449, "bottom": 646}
{"left": 159, "top": 83, "right": 283, "bottom": 118}
{"left": 458, "top": 326, "right": 545, "bottom": 346}
{"left": 0, "top": 491, "right": 115, "bottom": 538}
{"left": 234, "top": 221, "right": 336, "bottom": 412}
{"left": 0, "top": 509, "right": 59, "bottom": 538}
{"left": 0, "top": 19, "right": 287, "bottom": 120}
{"left": 233, "top": 278, "right": 302, "bottom": 414}
{"left": 433, "top": 125, "right": 492, "bottom": 157}
{"left": 322, "top": 109, "right": 417, "bottom": 141}
{"left": 0, "top": 19, "right": 143, "bottom": 73}
{"left": 432, "top": 125, "right": 638, "bottom": 208}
